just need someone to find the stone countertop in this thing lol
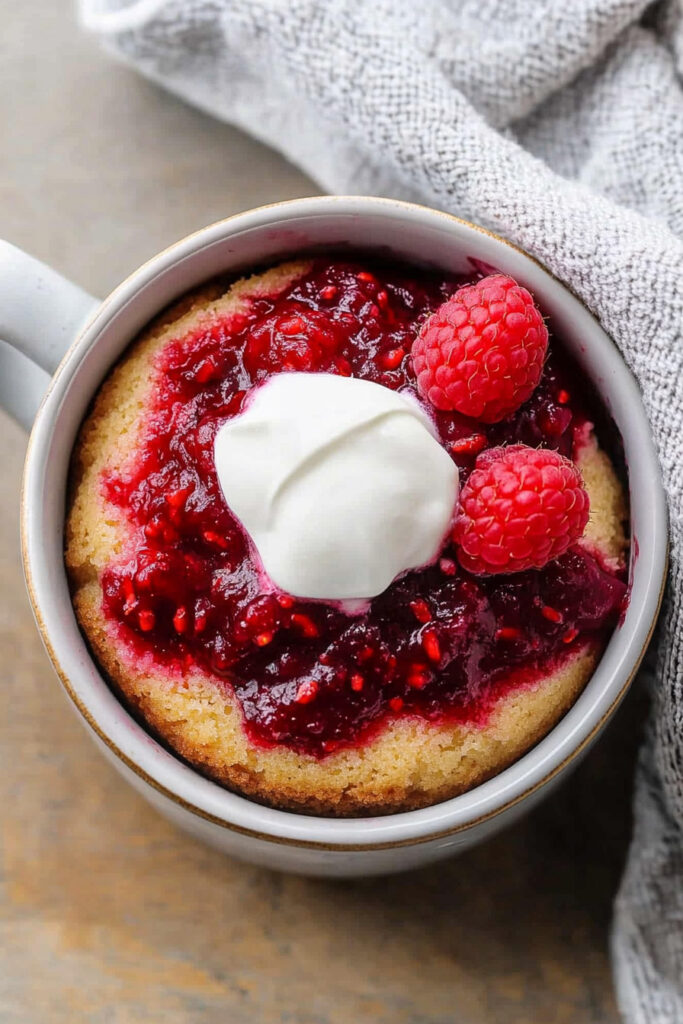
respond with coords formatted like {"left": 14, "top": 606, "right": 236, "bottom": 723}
{"left": 0, "top": 5, "right": 641, "bottom": 1022}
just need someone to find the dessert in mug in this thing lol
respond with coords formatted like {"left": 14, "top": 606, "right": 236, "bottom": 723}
{"left": 66, "top": 258, "right": 628, "bottom": 815}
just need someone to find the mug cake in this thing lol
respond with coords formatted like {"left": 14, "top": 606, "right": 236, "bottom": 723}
{"left": 65, "top": 257, "right": 628, "bottom": 815}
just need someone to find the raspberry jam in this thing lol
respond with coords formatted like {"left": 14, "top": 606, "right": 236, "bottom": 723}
{"left": 100, "top": 259, "right": 626, "bottom": 756}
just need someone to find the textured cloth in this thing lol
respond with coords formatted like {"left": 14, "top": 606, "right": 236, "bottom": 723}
{"left": 78, "top": 1, "right": 683, "bottom": 1019}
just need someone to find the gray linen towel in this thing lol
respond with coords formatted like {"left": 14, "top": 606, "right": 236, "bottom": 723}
{"left": 78, "top": 1, "right": 683, "bottom": 1018}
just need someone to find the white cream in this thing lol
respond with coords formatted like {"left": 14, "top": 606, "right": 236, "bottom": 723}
{"left": 213, "top": 373, "right": 459, "bottom": 601}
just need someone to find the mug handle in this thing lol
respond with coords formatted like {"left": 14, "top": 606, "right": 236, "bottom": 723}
{"left": 0, "top": 240, "right": 100, "bottom": 431}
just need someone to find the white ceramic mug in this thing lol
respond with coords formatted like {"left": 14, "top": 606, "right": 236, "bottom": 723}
{"left": 2, "top": 197, "right": 668, "bottom": 877}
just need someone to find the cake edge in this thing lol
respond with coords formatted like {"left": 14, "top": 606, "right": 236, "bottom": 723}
{"left": 72, "top": 582, "right": 602, "bottom": 817}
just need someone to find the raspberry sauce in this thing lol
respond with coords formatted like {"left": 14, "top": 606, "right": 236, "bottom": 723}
{"left": 100, "top": 259, "right": 626, "bottom": 756}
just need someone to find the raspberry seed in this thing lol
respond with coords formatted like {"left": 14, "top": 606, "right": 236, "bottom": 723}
{"left": 294, "top": 679, "right": 319, "bottom": 704}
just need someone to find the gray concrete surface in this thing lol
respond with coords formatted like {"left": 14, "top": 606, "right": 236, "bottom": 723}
{"left": 0, "top": 3, "right": 640, "bottom": 1021}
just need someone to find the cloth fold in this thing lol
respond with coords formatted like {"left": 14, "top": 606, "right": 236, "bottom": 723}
{"left": 78, "top": 1, "right": 683, "bottom": 1018}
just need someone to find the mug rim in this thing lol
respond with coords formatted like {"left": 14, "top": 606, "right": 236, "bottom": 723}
{"left": 20, "top": 195, "right": 668, "bottom": 850}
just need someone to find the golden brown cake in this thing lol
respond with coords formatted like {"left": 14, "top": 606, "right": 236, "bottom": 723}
{"left": 66, "top": 258, "right": 628, "bottom": 816}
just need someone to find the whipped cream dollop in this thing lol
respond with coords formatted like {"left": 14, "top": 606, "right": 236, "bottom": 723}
{"left": 213, "top": 373, "right": 459, "bottom": 601}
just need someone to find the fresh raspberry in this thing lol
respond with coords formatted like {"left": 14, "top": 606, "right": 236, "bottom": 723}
{"left": 453, "top": 445, "right": 590, "bottom": 575}
{"left": 411, "top": 274, "right": 548, "bottom": 422}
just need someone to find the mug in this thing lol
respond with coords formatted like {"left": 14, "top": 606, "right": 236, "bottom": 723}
{"left": 1, "top": 196, "right": 668, "bottom": 877}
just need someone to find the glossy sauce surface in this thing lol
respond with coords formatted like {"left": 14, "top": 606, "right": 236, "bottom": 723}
{"left": 101, "top": 260, "right": 626, "bottom": 755}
